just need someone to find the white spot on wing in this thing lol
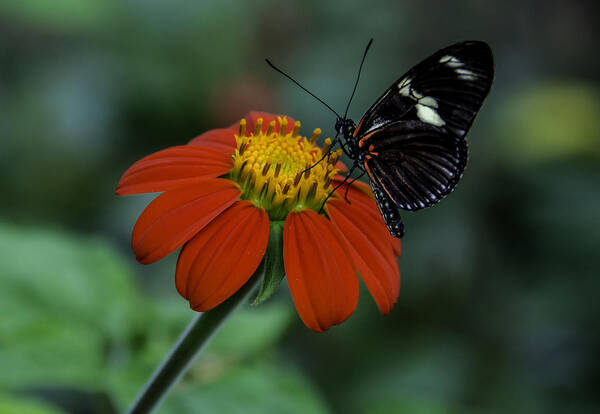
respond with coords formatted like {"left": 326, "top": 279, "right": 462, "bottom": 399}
{"left": 397, "top": 78, "right": 445, "bottom": 126}
{"left": 418, "top": 96, "right": 438, "bottom": 108}
{"left": 398, "top": 77, "right": 412, "bottom": 96}
{"left": 397, "top": 77, "right": 411, "bottom": 89}
{"left": 411, "top": 89, "right": 423, "bottom": 99}
{"left": 416, "top": 104, "right": 445, "bottom": 127}
{"left": 456, "top": 68, "right": 477, "bottom": 80}
{"left": 440, "top": 55, "right": 463, "bottom": 68}
{"left": 399, "top": 85, "right": 411, "bottom": 97}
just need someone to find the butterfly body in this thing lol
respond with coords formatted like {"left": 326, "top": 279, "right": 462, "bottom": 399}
{"left": 335, "top": 41, "right": 494, "bottom": 238}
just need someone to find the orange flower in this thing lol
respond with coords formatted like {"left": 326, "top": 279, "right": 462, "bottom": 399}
{"left": 116, "top": 111, "right": 401, "bottom": 332}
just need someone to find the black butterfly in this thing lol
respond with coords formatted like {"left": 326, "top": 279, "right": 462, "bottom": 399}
{"left": 268, "top": 40, "right": 494, "bottom": 238}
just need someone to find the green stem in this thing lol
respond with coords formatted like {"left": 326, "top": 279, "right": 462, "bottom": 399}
{"left": 126, "top": 261, "right": 264, "bottom": 414}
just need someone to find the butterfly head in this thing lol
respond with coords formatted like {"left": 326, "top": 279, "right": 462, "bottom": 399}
{"left": 335, "top": 118, "right": 356, "bottom": 140}
{"left": 334, "top": 118, "right": 359, "bottom": 160}
{"left": 335, "top": 118, "right": 356, "bottom": 139}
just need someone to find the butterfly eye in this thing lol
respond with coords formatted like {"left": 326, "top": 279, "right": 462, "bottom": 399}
{"left": 335, "top": 119, "right": 344, "bottom": 133}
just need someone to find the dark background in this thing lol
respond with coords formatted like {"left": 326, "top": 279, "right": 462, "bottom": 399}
{"left": 1, "top": 1, "right": 599, "bottom": 413}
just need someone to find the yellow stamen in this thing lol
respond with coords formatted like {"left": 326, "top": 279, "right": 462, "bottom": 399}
{"left": 254, "top": 118, "right": 263, "bottom": 136}
{"left": 279, "top": 117, "right": 288, "bottom": 135}
{"left": 292, "top": 121, "right": 301, "bottom": 137}
{"left": 322, "top": 138, "right": 332, "bottom": 155}
{"left": 239, "top": 118, "right": 246, "bottom": 137}
{"left": 304, "top": 164, "right": 311, "bottom": 179}
{"left": 239, "top": 141, "right": 247, "bottom": 156}
{"left": 293, "top": 171, "right": 302, "bottom": 186}
{"left": 310, "top": 128, "right": 321, "bottom": 144}
{"left": 229, "top": 116, "right": 341, "bottom": 219}
{"left": 329, "top": 149, "right": 342, "bottom": 166}
{"left": 262, "top": 162, "right": 271, "bottom": 176}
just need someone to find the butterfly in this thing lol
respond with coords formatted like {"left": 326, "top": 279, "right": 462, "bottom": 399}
{"left": 267, "top": 40, "right": 494, "bottom": 238}
{"left": 331, "top": 40, "right": 494, "bottom": 238}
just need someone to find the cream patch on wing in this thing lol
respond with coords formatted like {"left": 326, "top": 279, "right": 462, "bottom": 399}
{"left": 439, "top": 55, "right": 464, "bottom": 68}
{"left": 456, "top": 68, "right": 477, "bottom": 80}
{"left": 397, "top": 77, "right": 412, "bottom": 96}
{"left": 416, "top": 96, "right": 445, "bottom": 126}
{"left": 397, "top": 78, "right": 446, "bottom": 127}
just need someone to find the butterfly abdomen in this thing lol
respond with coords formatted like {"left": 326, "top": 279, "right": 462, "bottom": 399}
{"left": 372, "top": 186, "right": 405, "bottom": 238}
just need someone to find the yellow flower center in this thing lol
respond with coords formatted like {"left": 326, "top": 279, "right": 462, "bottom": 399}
{"left": 228, "top": 116, "right": 342, "bottom": 220}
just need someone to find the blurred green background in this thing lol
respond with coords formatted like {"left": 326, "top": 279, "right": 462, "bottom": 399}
{"left": 1, "top": 1, "right": 599, "bottom": 413}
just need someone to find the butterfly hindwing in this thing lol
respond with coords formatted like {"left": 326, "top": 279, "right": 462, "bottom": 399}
{"left": 354, "top": 41, "right": 493, "bottom": 213}
{"left": 363, "top": 120, "right": 468, "bottom": 210}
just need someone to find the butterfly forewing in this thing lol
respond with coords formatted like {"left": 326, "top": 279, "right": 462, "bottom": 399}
{"left": 354, "top": 41, "right": 493, "bottom": 139}
{"left": 354, "top": 41, "right": 494, "bottom": 216}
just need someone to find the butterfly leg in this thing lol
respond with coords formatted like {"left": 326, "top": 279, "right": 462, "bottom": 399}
{"left": 343, "top": 169, "right": 366, "bottom": 203}
{"left": 318, "top": 162, "right": 359, "bottom": 213}
{"left": 339, "top": 140, "right": 354, "bottom": 159}
{"left": 303, "top": 133, "right": 340, "bottom": 173}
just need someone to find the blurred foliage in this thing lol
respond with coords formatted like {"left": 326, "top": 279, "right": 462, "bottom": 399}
{"left": 0, "top": 392, "right": 67, "bottom": 414}
{"left": 0, "top": 1, "right": 117, "bottom": 32}
{"left": 1, "top": 0, "right": 599, "bottom": 413}
{"left": 500, "top": 82, "right": 600, "bottom": 162}
{"left": 0, "top": 224, "right": 324, "bottom": 413}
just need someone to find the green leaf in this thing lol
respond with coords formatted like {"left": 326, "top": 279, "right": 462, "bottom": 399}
{"left": 107, "top": 300, "right": 293, "bottom": 410}
{"left": 0, "top": 392, "right": 67, "bottom": 414}
{"left": 253, "top": 221, "right": 285, "bottom": 305}
{"left": 0, "top": 222, "right": 315, "bottom": 413}
{"left": 0, "top": 222, "right": 144, "bottom": 389}
{"left": 158, "top": 361, "right": 328, "bottom": 414}
{"left": 204, "top": 301, "right": 292, "bottom": 359}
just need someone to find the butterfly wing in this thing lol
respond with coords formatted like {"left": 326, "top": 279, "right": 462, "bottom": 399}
{"left": 354, "top": 41, "right": 494, "bottom": 213}
{"left": 363, "top": 120, "right": 468, "bottom": 211}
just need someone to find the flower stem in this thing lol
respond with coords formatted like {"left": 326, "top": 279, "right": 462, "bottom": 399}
{"left": 126, "top": 261, "right": 265, "bottom": 414}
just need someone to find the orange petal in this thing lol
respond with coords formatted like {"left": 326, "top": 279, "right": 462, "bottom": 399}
{"left": 335, "top": 160, "right": 348, "bottom": 173}
{"left": 332, "top": 175, "right": 374, "bottom": 200}
{"left": 390, "top": 235, "right": 402, "bottom": 258}
{"left": 132, "top": 178, "right": 240, "bottom": 264}
{"left": 188, "top": 127, "right": 237, "bottom": 151}
{"left": 330, "top": 175, "right": 401, "bottom": 256}
{"left": 244, "top": 111, "right": 296, "bottom": 135}
{"left": 116, "top": 146, "right": 233, "bottom": 195}
{"left": 175, "top": 201, "right": 269, "bottom": 311}
{"left": 283, "top": 210, "right": 358, "bottom": 332}
{"left": 328, "top": 199, "right": 400, "bottom": 314}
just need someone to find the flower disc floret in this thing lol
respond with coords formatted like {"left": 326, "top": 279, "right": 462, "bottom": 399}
{"left": 229, "top": 116, "right": 342, "bottom": 220}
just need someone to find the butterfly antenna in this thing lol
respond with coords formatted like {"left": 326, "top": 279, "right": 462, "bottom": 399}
{"left": 343, "top": 38, "right": 373, "bottom": 118}
{"left": 265, "top": 58, "right": 342, "bottom": 120}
